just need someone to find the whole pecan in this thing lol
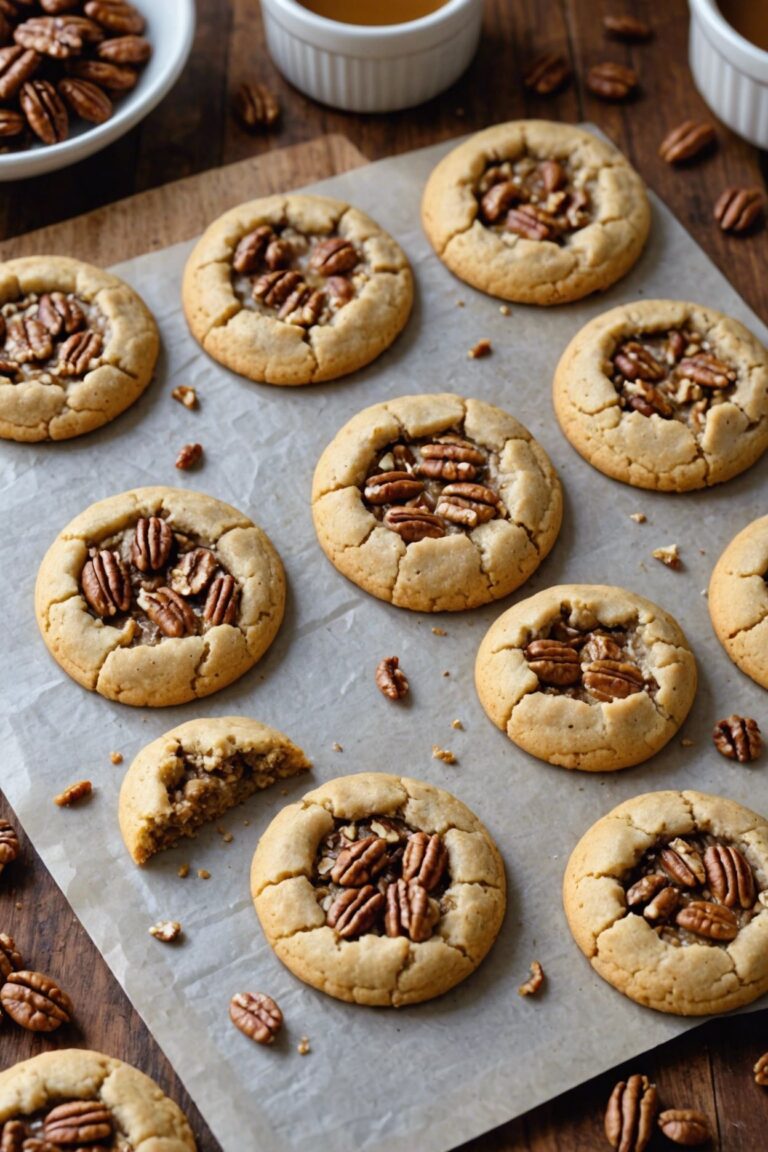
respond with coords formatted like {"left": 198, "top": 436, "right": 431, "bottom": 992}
{"left": 81, "top": 549, "right": 131, "bottom": 617}
{"left": 20, "top": 78, "right": 67, "bottom": 143}
{"left": 0, "top": 45, "right": 40, "bottom": 100}
{"left": 0, "top": 1120, "right": 27, "bottom": 1152}
{"left": 331, "top": 835, "right": 388, "bottom": 886}
{"left": 232, "top": 80, "right": 279, "bottom": 131}
{"left": 67, "top": 58, "right": 137, "bottom": 91}
{"left": 714, "top": 186, "right": 765, "bottom": 233}
{"left": 139, "top": 587, "right": 197, "bottom": 638}
{"left": 327, "top": 885, "right": 385, "bottom": 938}
{"left": 522, "top": 52, "right": 571, "bottom": 95}
{"left": 754, "top": 1052, "right": 768, "bottom": 1086}
{"left": 204, "top": 574, "right": 239, "bottom": 626}
{"left": 37, "top": 291, "right": 84, "bottom": 336}
{"left": 642, "top": 885, "right": 679, "bottom": 923}
{"left": 436, "top": 482, "right": 500, "bottom": 527}
{"left": 587, "top": 61, "right": 639, "bottom": 101}
{"left": 480, "top": 179, "right": 520, "bottom": 224}
{"left": 84, "top": 0, "right": 144, "bottom": 35}
{"left": 524, "top": 639, "right": 581, "bottom": 686}
{"left": 676, "top": 900, "right": 738, "bottom": 941}
{"left": 583, "top": 660, "right": 644, "bottom": 702}
{"left": 14, "top": 14, "right": 102, "bottom": 57}
{"left": 96, "top": 32, "right": 150, "bottom": 64}
{"left": 659, "top": 120, "right": 716, "bottom": 164}
{"left": 712, "top": 714, "right": 761, "bottom": 762}
{"left": 703, "top": 844, "right": 754, "bottom": 909}
{"left": 169, "top": 547, "right": 217, "bottom": 597}
{"left": 626, "top": 873, "right": 668, "bottom": 908}
{"left": 385, "top": 878, "right": 436, "bottom": 943}
{"left": 58, "top": 75, "right": 111, "bottom": 122}
{"left": 0, "top": 932, "right": 22, "bottom": 979}
{"left": 604, "top": 1074, "right": 657, "bottom": 1152}
{"left": 659, "top": 844, "right": 701, "bottom": 888}
{"left": 229, "top": 991, "right": 282, "bottom": 1045}
{"left": 383, "top": 506, "right": 445, "bottom": 542}
{"left": 0, "top": 970, "right": 73, "bottom": 1031}
{"left": 603, "top": 14, "right": 652, "bottom": 41}
{"left": 309, "top": 236, "right": 359, "bottom": 276}
{"left": 131, "top": 515, "right": 173, "bottom": 572}
{"left": 57, "top": 329, "right": 102, "bottom": 375}
{"left": 506, "top": 203, "right": 558, "bottom": 241}
{"left": 364, "top": 470, "right": 424, "bottom": 505}
{"left": 375, "top": 655, "right": 409, "bottom": 701}
{"left": 0, "top": 108, "right": 23, "bottom": 135}
{"left": 613, "top": 341, "right": 665, "bottom": 382}
{"left": 657, "top": 1109, "right": 710, "bottom": 1146}
{"left": 677, "top": 352, "right": 735, "bottom": 388}
{"left": 43, "top": 1101, "right": 113, "bottom": 1144}
{"left": 6, "top": 314, "right": 53, "bottom": 362}
{"left": 581, "top": 632, "right": 624, "bottom": 663}
{"left": 253, "top": 269, "right": 303, "bottom": 309}
{"left": 232, "top": 225, "right": 274, "bottom": 274}
{"left": 0, "top": 820, "right": 20, "bottom": 874}
{"left": 402, "top": 831, "right": 448, "bottom": 891}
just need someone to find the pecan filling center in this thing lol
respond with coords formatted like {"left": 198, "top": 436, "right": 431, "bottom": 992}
{"left": 523, "top": 613, "right": 656, "bottom": 704}
{"left": 0, "top": 291, "right": 108, "bottom": 385}
{"left": 624, "top": 835, "right": 764, "bottom": 947}
{"left": 314, "top": 817, "right": 451, "bottom": 943}
{"left": 79, "top": 516, "right": 241, "bottom": 646}
{"left": 1, "top": 1101, "right": 132, "bottom": 1150}
{"left": 362, "top": 432, "right": 505, "bottom": 542}
{"left": 231, "top": 225, "right": 366, "bottom": 329}
{"left": 476, "top": 156, "right": 592, "bottom": 243}
{"left": 611, "top": 327, "right": 738, "bottom": 426}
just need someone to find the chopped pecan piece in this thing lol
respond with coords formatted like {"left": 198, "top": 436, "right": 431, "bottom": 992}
{"left": 169, "top": 547, "right": 217, "bottom": 597}
{"left": 675, "top": 900, "right": 738, "bottom": 941}
{"left": 149, "top": 919, "right": 181, "bottom": 942}
{"left": 522, "top": 51, "right": 571, "bottom": 95}
{"left": 0, "top": 45, "right": 40, "bottom": 101}
{"left": 604, "top": 1074, "right": 657, "bottom": 1152}
{"left": 309, "top": 236, "right": 358, "bottom": 275}
{"left": 58, "top": 75, "right": 112, "bottom": 122}
{"left": 84, "top": 0, "right": 144, "bottom": 34}
{"left": 66, "top": 57, "right": 137, "bottom": 90}
{"left": 713, "top": 715, "right": 761, "bottom": 762}
{"left": 232, "top": 225, "right": 273, "bottom": 273}
{"left": 518, "top": 959, "right": 545, "bottom": 997}
{"left": 364, "top": 470, "right": 424, "bottom": 504}
{"left": 0, "top": 932, "right": 22, "bottom": 979}
{"left": 603, "top": 14, "right": 652, "bottom": 41}
{"left": 331, "top": 835, "right": 388, "bottom": 886}
{"left": 614, "top": 341, "right": 665, "bottom": 382}
{"left": 327, "top": 885, "right": 385, "bottom": 939}
{"left": 506, "top": 203, "right": 558, "bottom": 241}
{"left": 524, "top": 639, "right": 581, "bottom": 686}
{"left": 714, "top": 186, "right": 765, "bottom": 234}
{"left": 651, "top": 544, "right": 681, "bottom": 569}
{"left": 659, "top": 120, "right": 716, "bottom": 164}
{"left": 36, "top": 291, "right": 84, "bottom": 336}
{"left": 754, "top": 1052, "right": 768, "bottom": 1086}
{"left": 587, "top": 61, "right": 638, "bottom": 100}
{"left": 175, "top": 441, "right": 203, "bottom": 470}
{"left": 6, "top": 314, "right": 53, "bottom": 362}
{"left": 131, "top": 515, "right": 174, "bottom": 572}
{"left": 676, "top": 352, "right": 735, "bottom": 388}
{"left": 81, "top": 549, "right": 131, "bottom": 617}
{"left": 583, "top": 660, "right": 644, "bottom": 702}
{"left": 230, "top": 991, "right": 282, "bottom": 1044}
{"left": 626, "top": 873, "right": 667, "bottom": 908}
{"left": 326, "top": 275, "right": 354, "bottom": 306}
{"left": 468, "top": 338, "right": 492, "bottom": 359}
{"left": 626, "top": 384, "right": 674, "bottom": 419}
{"left": 0, "top": 970, "right": 73, "bottom": 1031}
{"left": 138, "top": 587, "right": 197, "bottom": 638}
{"left": 204, "top": 574, "right": 239, "bottom": 626}
{"left": 435, "top": 481, "right": 500, "bottom": 527}
{"left": 0, "top": 820, "right": 20, "bottom": 875}
{"left": 375, "top": 656, "right": 409, "bottom": 701}
{"left": 232, "top": 80, "right": 279, "bottom": 130}
{"left": 402, "top": 831, "right": 447, "bottom": 891}
{"left": 43, "top": 1101, "right": 113, "bottom": 1144}
{"left": 383, "top": 506, "right": 445, "bottom": 542}
{"left": 480, "top": 179, "right": 520, "bottom": 223}
{"left": 642, "top": 885, "right": 679, "bottom": 923}
{"left": 54, "top": 779, "right": 92, "bottom": 807}
{"left": 171, "top": 384, "right": 198, "bottom": 409}
{"left": 57, "top": 329, "right": 102, "bottom": 375}
{"left": 659, "top": 844, "right": 701, "bottom": 888}
{"left": 703, "top": 844, "right": 754, "bottom": 909}
{"left": 384, "top": 878, "right": 437, "bottom": 942}
{"left": 96, "top": 32, "right": 151, "bottom": 63}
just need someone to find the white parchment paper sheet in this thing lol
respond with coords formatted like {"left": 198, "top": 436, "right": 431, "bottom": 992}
{"left": 2, "top": 135, "right": 768, "bottom": 1152}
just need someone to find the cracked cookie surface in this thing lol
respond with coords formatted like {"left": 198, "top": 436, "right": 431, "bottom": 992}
{"left": 709, "top": 515, "right": 768, "bottom": 689}
{"left": 563, "top": 791, "right": 768, "bottom": 1015}
{"left": 0, "top": 256, "right": 158, "bottom": 443}
{"left": 120, "top": 717, "right": 311, "bottom": 864}
{"left": 421, "top": 120, "right": 649, "bottom": 305}
{"left": 475, "top": 584, "right": 696, "bottom": 772}
{"left": 182, "top": 193, "right": 413, "bottom": 386}
{"left": 251, "top": 772, "right": 506, "bottom": 1006}
{"left": 35, "top": 487, "right": 285, "bottom": 707}
{"left": 0, "top": 1048, "right": 195, "bottom": 1150}
{"left": 311, "top": 393, "right": 562, "bottom": 612}
{"left": 553, "top": 299, "right": 768, "bottom": 491}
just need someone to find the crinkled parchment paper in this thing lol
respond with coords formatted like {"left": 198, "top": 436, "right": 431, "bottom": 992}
{"left": 2, "top": 134, "right": 768, "bottom": 1152}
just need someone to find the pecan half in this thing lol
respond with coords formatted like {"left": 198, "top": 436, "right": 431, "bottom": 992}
{"left": 37, "top": 291, "right": 84, "bottom": 336}
{"left": 375, "top": 655, "right": 409, "bottom": 701}
{"left": 364, "top": 470, "right": 423, "bottom": 504}
{"left": 524, "top": 639, "right": 581, "bottom": 686}
{"left": 57, "top": 329, "right": 102, "bottom": 375}
{"left": 383, "top": 506, "right": 445, "bottom": 542}
{"left": 326, "top": 275, "right": 354, "bottom": 306}
{"left": 603, "top": 14, "right": 652, "bottom": 41}
{"left": 659, "top": 120, "right": 716, "bottom": 164}
{"left": 676, "top": 352, "right": 735, "bottom": 388}
{"left": 417, "top": 436, "right": 485, "bottom": 481}
{"left": 522, "top": 52, "right": 571, "bottom": 95}
{"left": 285, "top": 288, "right": 324, "bottom": 327}
{"left": 58, "top": 75, "right": 112, "bottom": 122}
{"left": 331, "top": 835, "right": 388, "bottom": 886}
{"left": 0, "top": 819, "right": 20, "bottom": 874}
{"left": 675, "top": 900, "right": 738, "bottom": 941}
{"left": 309, "top": 236, "right": 358, "bottom": 276}
{"left": 643, "top": 885, "right": 679, "bottom": 923}
{"left": 0, "top": 1120, "right": 26, "bottom": 1151}
{"left": 131, "top": 515, "right": 173, "bottom": 572}
{"left": 0, "top": 45, "right": 39, "bottom": 100}
{"left": 0, "top": 970, "right": 73, "bottom": 1031}
{"left": 84, "top": 0, "right": 144, "bottom": 34}
{"left": 0, "top": 108, "right": 23, "bottom": 135}
{"left": 581, "top": 632, "right": 624, "bottom": 663}
{"left": 67, "top": 57, "right": 137, "bottom": 90}
{"left": 96, "top": 32, "right": 150, "bottom": 63}
{"left": 506, "top": 203, "right": 558, "bottom": 241}
{"left": 659, "top": 844, "right": 701, "bottom": 888}
{"left": 81, "top": 549, "right": 131, "bottom": 617}
{"left": 480, "top": 180, "right": 520, "bottom": 224}
{"left": 626, "top": 873, "right": 667, "bottom": 908}
{"left": 703, "top": 844, "right": 755, "bottom": 909}
{"left": 714, "top": 186, "right": 765, "bottom": 234}
{"left": 583, "top": 660, "right": 644, "bottom": 702}
{"left": 436, "top": 482, "right": 500, "bottom": 527}
{"left": 402, "top": 831, "right": 447, "bottom": 891}
{"left": 604, "top": 1074, "right": 657, "bottom": 1152}
{"left": 253, "top": 269, "right": 303, "bottom": 309}
{"left": 384, "top": 878, "right": 437, "bottom": 942}
{"left": 754, "top": 1052, "right": 768, "bottom": 1086}
{"left": 138, "top": 587, "right": 197, "bottom": 638}
{"left": 232, "top": 80, "right": 279, "bottom": 130}
{"left": 0, "top": 933, "right": 22, "bottom": 979}
{"left": 230, "top": 991, "right": 283, "bottom": 1044}
{"left": 712, "top": 714, "right": 761, "bottom": 762}
{"left": 327, "top": 885, "right": 385, "bottom": 938}
{"left": 232, "top": 225, "right": 273, "bottom": 273}
{"left": 204, "top": 574, "right": 239, "bottom": 626}
{"left": 657, "top": 1109, "right": 710, "bottom": 1146}
{"left": 6, "top": 314, "right": 53, "bottom": 362}
{"left": 587, "top": 61, "right": 638, "bottom": 101}
{"left": 169, "top": 547, "right": 217, "bottom": 597}
{"left": 613, "top": 341, "right": 665, "bottom": 382}
{"left": 20, "top": 77, "right": 67, "bottom": 142}
{"left": 667, "top": 838, "right": 706, "bottom": 883}
{"left": 43, "top": 1101, "right": 113, "bottom": 1145}
{"left": 14, "top": 14, "right": 101, "bottom": 57}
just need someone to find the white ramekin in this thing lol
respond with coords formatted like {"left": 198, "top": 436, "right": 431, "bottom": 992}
{"left": 261, "top": 0, "right": 483, "bottom": 114}
{"left": 689, "top": 0, "right": 768, "bottom": 148}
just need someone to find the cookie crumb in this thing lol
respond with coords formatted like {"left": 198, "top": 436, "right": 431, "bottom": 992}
{"left": 432, "top": 745, "right": 457, "bottom": 765}
{"left": 680, "top": 738, "right": 694, "bottom": 748}
{"left": 652, "top": 544, "right": 682, "bottom": 569}
{"left": 110, "top": 751, "right": 123, "bottom": 765}
{"left": 223, "top": 832, "right": 234, "bottom": 844}
{"left": 197, "top": 868, "right": 211, "bottom": 880}
{"left": 518, "top": 960, "right": 545, "bottom": 997}
{"left": 629, "top": 512, "right": 646, "bottom": 523}
{"left": 451, "top": 719, "right": 464, "bottom": 730}
{"left": 243, "top": 819, "right": 251, "bottom": 827}
{"left": 499, "top": 304, "right": 511, "bottom": 316}
{"left": 54, "top": 780, "right": 92, "bottom": 807}
{"left": 297, "top": 1036, "right": 311, "bottom": 1055}
{"left": 15, "top": 902, "right": 22, "bottom": 911}
{"left": 432, "top": 627, "right": 447, "bottom": 636}
{"left": 701, "top": 588, "right": 708, "bottom": 598}
{"left": 172, "top": 385, "right": 198, "bottom": 409}
{"left": 468, "top": 338, "right": 492, "bottom": 360}
{"left": 443, "top": 670, "right": 451, "bottom": 677}
{"left": 177, "top": 863, "right": 190, "bottom": 879}
{"left": 456, "top": 300, "right": 465, "bottom": 308}
{"left": 149, "top": 920, "right": 182, "bottom": 943}
{"left": 332, "top": 742, "right": 343, "bottom": 753}
{"left": 176, "top": 442, "right": 204, "bottom": 470}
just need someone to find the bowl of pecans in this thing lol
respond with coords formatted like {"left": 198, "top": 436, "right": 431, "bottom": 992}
{"left": 0, "top": 0, "right": 195, "bottom": 181}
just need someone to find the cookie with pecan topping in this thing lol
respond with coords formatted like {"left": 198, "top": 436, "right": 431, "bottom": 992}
{"left": 421, "top": 120, "right": 649, "bottom": 305}
{"left": 0, "top": 1048, "right": 195, "bottom": 1151}
{"left": 553, "top": 299, "right": 768, "bottom": 490}
{"left": 182, "top": 193, "right": 413, "bottom": 385}
{"left": 563, "top": 791, "right": 768, "bottom": 1014}
{"left": 35, "top": 487, "right": 285, "bottom": 706}
{"left": 475, "top": 584, "right": 696, "bottom": 771}
{"left": 312, "top": 393, "right": 562, "bottom": 611}
{"left": 709, "top": 515, "right": 768, "bottom": 690}
{"left": 0, "top": 255, "right": 158, "bottom": 442}
{"left": 251, "top": 773, "right": 506, "bottom": 1006}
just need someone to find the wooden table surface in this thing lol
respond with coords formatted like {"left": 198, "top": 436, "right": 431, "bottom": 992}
{"left": 2, "top": 1, "right": 768, "bottom": 1150}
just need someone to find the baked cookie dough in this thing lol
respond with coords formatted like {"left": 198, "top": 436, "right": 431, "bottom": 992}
{"left": 553, "top": 299, "right": 768, "bottom": 491}
{"left": 709, "top": 516, "right": 768, "bottom": 689}
{"left": 0, "top": 256, "right": 158, "bottom": 443}
{"left": 35, "top": 487, "right": 285, "bottom": 708}
{"left": 421, "top": 120, "right": 650, "bottom": 305}
{"left": 475, "top": 584, "right": 696, "bottom": 772}
{"left": 563, "top": 790, "right": 768, "bottom": 1015}
{"left": 0, "top": 1048, "right": 195, "bottom": 1150}
{"left": 120, "top": 717, "right": 311, "bottom": 864}
{"left": 312, "top": 393, "right": 562, "bottom": 612}
{"left": 251, "top": 772, "right": 506, "bottom": 1006}
{"left": 182, "top": 193, "right": 413, "bottom": 385}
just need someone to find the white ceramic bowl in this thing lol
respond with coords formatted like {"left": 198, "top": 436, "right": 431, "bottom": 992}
{"left": 0, "top": 0, "right": 195, "bottom": 182}
{"left": 689, "top": 0, "right": 768, "bottom": 148}
{"left": 261, "top": 0, "right": 483, "bottom": 114}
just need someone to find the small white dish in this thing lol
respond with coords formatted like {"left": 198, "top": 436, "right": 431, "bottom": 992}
{"left": 0, "top": 0, "right": 195, "bottom": 182}
{"left": 689, "top": 0, "right": 768, "bottom": 149}
{"left": 261, "top": 0, "right": 483, "bottom": 114}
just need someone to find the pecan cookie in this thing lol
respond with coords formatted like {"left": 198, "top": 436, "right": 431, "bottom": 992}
{"left": 251, "top": 773, "right": 506, "bottom": 1006}
{"left": 120, "top": 717, "right": 311, "bottom": 864}
{"left": 421, "top": 120, "right": 650, "bottom": 305}
{"left": 709, "top": 516, "right": 768, "bottom": 689}
{"left": 553, "top": 299, "right": 768, "bottom": 490}
{"left": 311, "top": 393, "right": 562, "bottom": 611}
{"left": 0, "top": 256, "right": 158, "bottom": 442}
{"left": 563, "top": 791, "right": 768, "bottom": 1014}
{"left": 0, "top": 1048, "right": 195, "bottom": 1150}
{"left": 475, "top": 584, "right": 696, "bottom": 772}
{"left": 35, "top": 487, "right": 285, "bottom": 707}
{"left": 182, "top": 193, "right": 413, "bottom": 385}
